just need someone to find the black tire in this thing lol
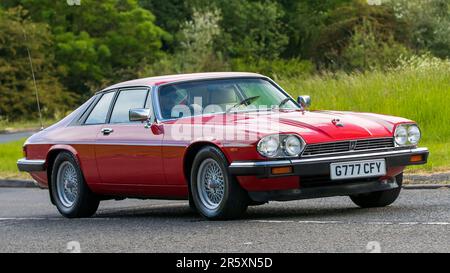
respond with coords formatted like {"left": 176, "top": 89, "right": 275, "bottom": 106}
{"left": 51, "top": 152, "right": 100, "bottom": 218}
{"left": 350, "top": 173, "right": 403, "bottom": 208}
{"left": 190, "top": 146, "right": 249, "bottom": 220}
{"left": 188, "top": 196, "right": 197, "bottom": 212}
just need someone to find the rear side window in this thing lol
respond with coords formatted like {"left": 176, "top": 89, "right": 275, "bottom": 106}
{"left": 85, "top": 92, "right": 115, "bottom": 124}
{"left": 110, "top": 89, "right": 148, "bottom": 123}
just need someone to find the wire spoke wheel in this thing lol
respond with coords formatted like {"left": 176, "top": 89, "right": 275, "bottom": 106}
{"left": 56, "top": 161, "right": 79, "bottom": 208}
{"left": 197, "top": 158, "right": 225, "bottom": 210}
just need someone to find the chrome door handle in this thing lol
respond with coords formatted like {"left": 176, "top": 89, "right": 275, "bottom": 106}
{"left": 101, "top": 128, "right": 114, "bottom": 135}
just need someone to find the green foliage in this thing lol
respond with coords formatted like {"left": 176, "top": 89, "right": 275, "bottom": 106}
{"left": 1, "top": 0, "right": 450, "bottom": 128}
{"left": 280, "top": 0, "right": 353, "bottom": 58}
{"left": 139, "top": 8, "right": 229, "bottom": 76}
{"left": 3, "top": 0, "right": 168, "bottom": 95}
{"left": 138, "top": 0, "right": 192, "bottom": 35}
{"left": 340, "top": 19, "right": 413, "bottom": 71}
{"left": 388, "top": 0, "right": 450, "bottom": 58}
{"left": 310, "top": 0, "right": 408, "bottom": 69}
{"left": 216, "top": 0, "right": 289, "bottom": 60}
{"left": 0, "top": 7, "right": 75, "bottom": 121}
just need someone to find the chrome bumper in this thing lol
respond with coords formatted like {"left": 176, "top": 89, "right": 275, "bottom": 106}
{"left": 228, "top": 147, "right": 429, "bottom": 177}
{"left": 17, "top": 158, "right": 46, "bottom": 172}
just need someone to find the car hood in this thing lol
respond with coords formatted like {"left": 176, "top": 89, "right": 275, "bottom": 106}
{"left": 211, "top": 110, "right": 412, "bottom": 144}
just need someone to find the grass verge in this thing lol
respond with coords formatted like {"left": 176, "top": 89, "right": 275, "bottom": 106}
{"left": 0, "top": 138, "right": 30, "bottom": 180}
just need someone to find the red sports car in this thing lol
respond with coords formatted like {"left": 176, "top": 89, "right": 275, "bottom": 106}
{"left": 17, "top": 72, "right": 428, "bottom": 220}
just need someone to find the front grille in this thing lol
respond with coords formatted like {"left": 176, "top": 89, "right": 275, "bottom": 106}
{"left": 302, "top": 138, "right": 394, "bottom": 157}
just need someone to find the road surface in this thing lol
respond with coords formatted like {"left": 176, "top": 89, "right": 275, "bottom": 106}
{"left": 0, "top": 131, "right": 36, "bottom": 143}
{"left": 0, "top": 187, "right": 448, "bottom": 252}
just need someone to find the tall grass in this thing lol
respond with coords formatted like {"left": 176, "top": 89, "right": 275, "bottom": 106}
{"left": 279, "top": 56, "right": 450, "bottom": 172}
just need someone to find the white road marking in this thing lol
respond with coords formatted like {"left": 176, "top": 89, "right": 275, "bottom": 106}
{"left": 250, "top": 220, "right": 450, "bottom": 226}
{"left": 422, "top": 222, "right": 450, "bottom": 225}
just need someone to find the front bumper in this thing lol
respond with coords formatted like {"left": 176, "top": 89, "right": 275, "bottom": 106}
{"left": 17, "top": 158, "right": 46, "bottom": 172}
{"left": 228, "top": 147, "right": 429, "bottom": 178}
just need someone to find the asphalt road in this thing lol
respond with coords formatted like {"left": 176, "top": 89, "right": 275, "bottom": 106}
{"left": 0, "top": 187, "right": 449, "bottom": 253}
{"left": 0, "top": 131, "right": 35, "bottom": 143}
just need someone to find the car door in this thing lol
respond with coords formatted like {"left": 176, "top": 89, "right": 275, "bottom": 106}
{"left": 94, "top": 87, "right": 165, "bottom": 186}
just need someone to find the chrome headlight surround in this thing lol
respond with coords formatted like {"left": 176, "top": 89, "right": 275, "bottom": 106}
{"left": 394, "top": 124, "right": 421, "bottom": 146}
{"left": 257, "top": 134, "right": 305, "bottom": 158}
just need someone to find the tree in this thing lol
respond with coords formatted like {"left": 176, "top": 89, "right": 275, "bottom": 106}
{"left": 341, "top": 18, "right": 412, "bottom": 71}
{"left": 138, "top": 0, "right": 192, "bottom": 35}
{"left": 0, "top": 7, "right": 74, "bottom": 121}
{"left": 2, "top": 0, "right": 169, "bottom": 95}
{"left": 388, "top": 0, "right": 450, "bottom": 58}
{"left": 308, "top": 0, "right": 408, "bottom": 69}
{"left": 279, "top": 0, "right": 353, "bottom": 58}
{"left": 216, "top": 0, "right": 289, "bottom": 60}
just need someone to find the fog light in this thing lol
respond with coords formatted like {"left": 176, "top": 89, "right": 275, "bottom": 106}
{"left": 410, "top": 155, "right": 423, "bottom": 162}
{"left": 271, "top": 166, "right": 293, "bottom": 175}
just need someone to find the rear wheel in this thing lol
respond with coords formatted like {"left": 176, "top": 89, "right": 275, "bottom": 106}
{"left": 51, "top": 152, "right": 100, "bottom": 218}
{"left": 350, "top": 173, "right": 403, "bottom": 208}
{"left": 190, "top": 146, "right": 249, "bottom": 220}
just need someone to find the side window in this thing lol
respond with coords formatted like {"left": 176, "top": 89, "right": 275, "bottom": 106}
{"left": 110, "top": 89, "right": 148, "bottom": 123}
{"left": 85, "top": 92, "right": 115, "bottom": 124}
{"left": 159, "top": 86, "right": 188, "bottom": 119}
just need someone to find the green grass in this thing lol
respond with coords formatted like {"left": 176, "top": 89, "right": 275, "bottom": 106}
{"left": 279, "top": 59, "right": 450, "bottom": 172}
{"left": 0, "top": 138, "right": 30, "bottom": 179}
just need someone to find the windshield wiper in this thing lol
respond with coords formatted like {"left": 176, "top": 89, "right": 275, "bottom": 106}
{"left": 227, "top": 96, "right": 260, "bottom": 112}
{"left": 278, "top": 97, "right": 291, "bottom": 108}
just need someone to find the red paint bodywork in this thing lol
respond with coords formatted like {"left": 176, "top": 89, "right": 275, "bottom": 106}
{"left": 23, "top": 73, "right": 410, "bottom": 199}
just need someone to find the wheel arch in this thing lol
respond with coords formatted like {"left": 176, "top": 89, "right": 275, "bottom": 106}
{"left": 182, "top": 141, "right": 229, "bottom": 186}
{"left": 45, "top": 145, "right": 81, "bottom": 205}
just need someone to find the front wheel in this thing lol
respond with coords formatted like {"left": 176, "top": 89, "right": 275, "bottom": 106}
{"left": 190, "top": 146, "right": 249, "bottom": 220}
{"left": 51, "top": 152, "right": 100, "bottom": 218}
{"left": 350, "top": 173, "right": 403, "bottom": 208}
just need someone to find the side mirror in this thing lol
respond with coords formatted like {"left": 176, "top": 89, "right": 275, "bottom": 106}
{"left": 297, "top": 95, "right": 311, "bottom": 109}
{"left": 129, "top": 108, "right": 151, "bottom": 122}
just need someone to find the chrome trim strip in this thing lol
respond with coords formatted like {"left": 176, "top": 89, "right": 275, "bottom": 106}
{"left": 222, "top": 143, "right": 253, "bottom": 148}
{"left": 230, "top": 160, "right": 292, "bottom": 168}
{"left": 17, "top": 158, "right": 46, "bottom": 172}
{"left": 229, "top": 148, "right": 429, "bottom": 167}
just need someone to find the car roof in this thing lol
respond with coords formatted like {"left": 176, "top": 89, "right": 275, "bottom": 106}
{"left": 99, "top": 72, "right": 265, "bottom": 92}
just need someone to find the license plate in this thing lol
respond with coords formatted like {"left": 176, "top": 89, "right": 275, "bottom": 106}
{"left": 330, "top": 159, "right": 386, "bottom": 180}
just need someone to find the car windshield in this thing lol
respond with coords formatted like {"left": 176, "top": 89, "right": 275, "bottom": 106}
{"left": 157, "top": 78, "right": 299, "bottom": 119}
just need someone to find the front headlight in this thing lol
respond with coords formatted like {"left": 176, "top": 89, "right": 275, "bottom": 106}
{"left": 407, "top": 125, "right": 421, "bottom": 145}
{"left": 257, "top": 135, "right": 280, "bottom": 157}
{"left": 257, "top": 134, "right": 305, "bottom": 158}
{"left": 283, "top": 135, "right": 303, "bottom": 156}
{"left": 394, "top": 124, "right": 421, "bottom": 146}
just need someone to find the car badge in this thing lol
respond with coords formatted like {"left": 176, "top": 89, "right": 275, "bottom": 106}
{"left": 332, "top": 118, "right": 344, "bottom": 127}
{"left": 349, "top": 140, "right": 357, "bottom": 150}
